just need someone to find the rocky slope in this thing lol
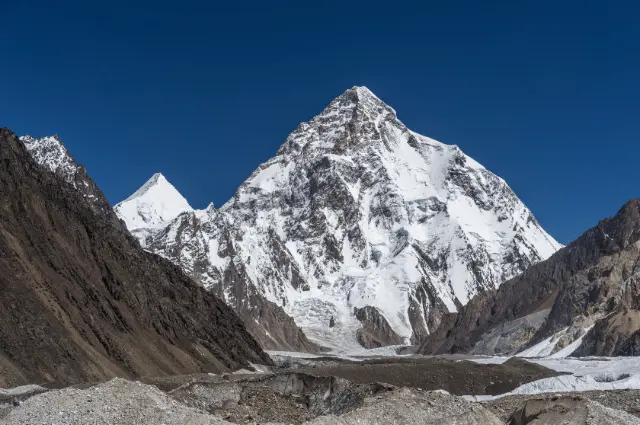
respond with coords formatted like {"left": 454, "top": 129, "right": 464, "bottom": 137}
{"left": 487, "top": 390, "right": 640, "bottom": 422}
{"left": 420, "top": 199, "right": 640, "bottom": 357}
{"left": 116, "top": 86, "right": 561, "bottom": 350}
{"left": 0, "top": 128, "right": 270, "bottom": 387}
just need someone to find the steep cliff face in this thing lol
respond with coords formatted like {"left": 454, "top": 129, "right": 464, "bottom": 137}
{"left": 0, "top": 128, "right": 270, "bottom": 387}
{"left": 420, "top": 199, "right": 640, "bottom": 357}
{"left": 116, "top": 87, "right": 560, "bottom": 350}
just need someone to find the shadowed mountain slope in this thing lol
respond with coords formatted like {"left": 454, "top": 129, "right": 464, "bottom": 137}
{"left": 0, "top": 128, "right": 271, "bottom": 387}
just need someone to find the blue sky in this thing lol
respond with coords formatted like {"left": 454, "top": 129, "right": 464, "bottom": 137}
{"left": 1, "top": 0, "right": 638, "bottom": 244}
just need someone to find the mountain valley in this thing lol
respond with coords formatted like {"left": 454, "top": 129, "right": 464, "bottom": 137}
{"left": 5, "top": 87, "right": 640, "bottom": 424}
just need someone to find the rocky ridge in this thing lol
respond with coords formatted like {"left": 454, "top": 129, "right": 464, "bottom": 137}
{"left": 0, "top": 128, "right": 270, "bottom": 387}
{"left": 21, "top": 135, "right": 113, "bottom": 218}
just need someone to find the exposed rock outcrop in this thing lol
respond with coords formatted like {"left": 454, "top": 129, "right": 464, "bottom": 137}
{"left": 168, "top": 372, "right": 389, "bottom": 423}
{"left": 353, "top": 306, "right": 404, "bottom": 348}
{"left": 305, "top": 388, "right": 503, "bottom": 425}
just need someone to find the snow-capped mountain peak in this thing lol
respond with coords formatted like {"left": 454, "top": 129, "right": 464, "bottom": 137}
{"left": 123, "top": 172, "right": 169, "bottom": 202}
{"left": 116, "top": 87, "right": 561, "bottom": 351}
{"left": 114, "top": 173, "right": 192, "bottom": 231}
{"left": 276, "top": 86, "right": 396, "bottom": 157}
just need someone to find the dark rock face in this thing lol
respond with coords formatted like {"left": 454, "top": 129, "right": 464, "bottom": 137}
{"left": 353, "top": 306, "right": 404, "bottom": 348}
{"left": 470, "top": 308, "right": 551, "bottom": 355}
{"left": 229, "top": 281, "right": 322, "bottom": 353}
{"left": 420, "top": 199, "right": 640, "bottom": 356}
{"left": 407, "top": 278, "right": 451, "bottom": 344}
{"left": 0, "top": 128, "right": 271, "bottom": 387}
{"left": 574, "top": 308, "right": 640, "bottom": 356}
{"left": 417, "top": 313, "right": 460, "bottom": 354}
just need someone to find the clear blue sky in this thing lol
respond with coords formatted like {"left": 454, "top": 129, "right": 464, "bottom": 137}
{"left": 2, "top": 1, "right": 638, "bottom": 244}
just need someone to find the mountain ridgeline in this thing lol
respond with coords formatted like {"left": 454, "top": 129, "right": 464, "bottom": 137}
{"left": 0, "top": 128, "right": 270, "bottom": 387}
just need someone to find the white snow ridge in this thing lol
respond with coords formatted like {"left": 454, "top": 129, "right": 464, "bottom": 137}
{"left": 116, "top": 86, "right": 561, "bottom": 350}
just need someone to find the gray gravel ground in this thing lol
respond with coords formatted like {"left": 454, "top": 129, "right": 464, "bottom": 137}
{"left": 501, "top": 394, "right": 640, "bottom": 425}
{"left": 0, "top": 379, "right": 229, "bottom": 425}
{"left": 303, "top": 388, "right": 503, "bottom": 425}
{"left": 3, "top": 374, "right": 640, "bottom": 424}
{"left": 0, "top": 378, "right": 504, "bottom": 425}
{"left": 486, "top": 390, "right": 640, "bottom": 423}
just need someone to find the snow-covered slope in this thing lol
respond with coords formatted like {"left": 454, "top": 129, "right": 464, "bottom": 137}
{"left": 114, "top": 173, "right": 193, "bottom": 233}
{"left": 118, "top": 87, "right": 561, "bottom": 350}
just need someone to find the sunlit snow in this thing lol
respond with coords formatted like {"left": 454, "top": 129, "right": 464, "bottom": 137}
{"left": 114, "top": 173, "right": 193, "bottom": 231}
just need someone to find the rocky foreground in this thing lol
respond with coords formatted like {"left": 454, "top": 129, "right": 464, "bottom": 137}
{"left": 2, "top": 356, "right": 640, "bottom": 425}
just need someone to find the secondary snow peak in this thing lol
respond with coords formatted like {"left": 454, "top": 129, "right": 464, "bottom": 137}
{"left": 115, "top": 172, "right": 193, "bottom": 231}
{"left": 124, "top": 172, "right": 170, "bottom": 202}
